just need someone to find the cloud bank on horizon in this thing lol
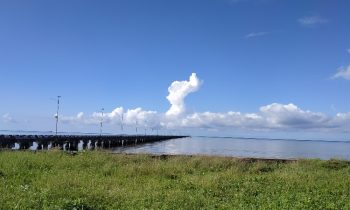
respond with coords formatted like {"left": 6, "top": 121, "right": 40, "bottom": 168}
{"left": 58, "top": 73, "right": 350, "bottom": 133}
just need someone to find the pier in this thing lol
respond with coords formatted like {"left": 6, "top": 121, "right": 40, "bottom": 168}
{"left": 0, "top": 134, "right": 188, "bottom": 151}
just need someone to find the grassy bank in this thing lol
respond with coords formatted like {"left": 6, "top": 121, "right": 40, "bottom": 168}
{"left": 0, "top": 151, "right": 350, "bottom": 209}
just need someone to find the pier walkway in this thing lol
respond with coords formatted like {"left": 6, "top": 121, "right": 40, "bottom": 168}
{"left": 0, "top": 134, "right": 188, "bottom": 151}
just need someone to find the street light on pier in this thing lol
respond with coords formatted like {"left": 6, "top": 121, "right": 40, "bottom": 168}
{"left": 55, "top": 96, "right": 61, "bottom": 136}
{"left": 100, "top": 108, "right": 104, "bottom": 136}
{"left": 135, "top": 120, "right": 138, "bottom": 134}
{"left": 144, "top": 120, "right": 148, "bottom": 135}
{"left": 121, "top": 113, "right": 124, "bottom": 132}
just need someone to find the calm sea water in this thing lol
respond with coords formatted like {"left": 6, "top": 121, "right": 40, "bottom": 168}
{"left": 112, "top": 136, "right": 350, "bottom": 160}
{"left": 2, "top": 130, "right": 350, "bottom": 160}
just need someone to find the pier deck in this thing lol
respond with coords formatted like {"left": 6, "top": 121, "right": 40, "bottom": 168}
{"left": 0, "top": 134, "right": 188, "bottom": 150}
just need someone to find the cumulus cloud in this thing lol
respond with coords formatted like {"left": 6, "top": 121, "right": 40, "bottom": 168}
{"left": 61, "top": 107, "right": 161, "bottom": 129}
{"left": 2, "top": 113, "right": 17, "bottom": 124}
{"left": 332, "top": 66, "right": 350, "bottom": 80}
{"left": 245, "top": 32, "right": 269, "bottom": 38}
{"left": 172, "top": 103, "right": 350, "bottom": 131}
{"left": 298, "top": 16, "right": 329, "bottom": 26}
{"left": 176, "top": 111, "right": 264, "bottom": 130}
{"left": 166, "top": 73, "right": 202, "bottom": 116}
{"left": 61, "top": 103, "right": 350, "bottom": 133}
{"left": 259, "top": 103, "right": 330, "bottom": 129}
{"left": 60, "top": 73, "right": 350, "bottom": 133}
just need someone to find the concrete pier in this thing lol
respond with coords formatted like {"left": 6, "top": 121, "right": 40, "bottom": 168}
{"left": 0, "top": 135, "right": 188, "bottom": 151}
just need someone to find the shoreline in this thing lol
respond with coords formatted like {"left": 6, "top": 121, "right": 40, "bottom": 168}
{"left": 113, "top": 152, "right": 298, "bottom": 162}
{"left": 2, "top": 148, "right": 345, "bottom": 161}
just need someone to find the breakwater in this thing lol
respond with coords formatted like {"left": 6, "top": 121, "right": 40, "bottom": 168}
{"left": 0, "top": 135, "right": 188, "bottom": 151}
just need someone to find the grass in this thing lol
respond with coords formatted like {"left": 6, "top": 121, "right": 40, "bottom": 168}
{"left": 1, "top": 150, "right": 350, "bottom": 209}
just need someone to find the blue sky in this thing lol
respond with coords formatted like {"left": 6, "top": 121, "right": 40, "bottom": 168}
{"left": 1, "top": 0, "right": 349, "bottom": 139}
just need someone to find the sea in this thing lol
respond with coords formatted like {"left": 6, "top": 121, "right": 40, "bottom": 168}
{"left": 112, "top": 136, "right": 350, "bottom": 160}
{"left": 1, "top": 130, "right": 350, "bottom": 160}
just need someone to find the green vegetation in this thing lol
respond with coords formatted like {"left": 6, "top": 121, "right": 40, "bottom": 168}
{"left": 1, "top": 151, "right": 350, "bottom": 209}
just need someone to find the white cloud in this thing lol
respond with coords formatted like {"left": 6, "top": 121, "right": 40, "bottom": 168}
{"left": 167, "top": 103, "right": 350, "bottom": 133}
{"left": 166, "top": 73, "right": 202, "bottom": 116}
{"left": 298, "top": 16, "right": 329, "bottom": 26}
{"left": 347, "top": 48, "right": 350, "bottom": 55}
{"left": 173, "top": 103, "right": 336, "bottom": 130}
{"left": 60, "top": 73, "right": 350, "bottom": 133}
{"left": 176, "top": 111, "right": 264, "bottom": 130}
{"left": 122, "top": 108, "right": 160, "bottom": 128}
{"left": 61, "top": 107, "right": 161, "bottom": 129}
{"left": 61, "top": 103, "right": 350, "bottom": 133}
{"left": 60, "top": 112, "right": 85, "bottom": 124}
{"left": 259, "top": 103, "right": 330, "bottom": 129}
{"left": 332, "top": 66, "right": 350, "bottom": 80}
{"left": 2, "top": 113, "right": 17, "bottom": 123}
{"left": 245, "top": 32, "right": 269, "bottom": 38}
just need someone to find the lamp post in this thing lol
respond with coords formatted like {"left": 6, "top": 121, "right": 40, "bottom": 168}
{"left": 135, "top": 120, "right": 138, "bottom": 134}
{"left": 121, "top": 113, "right": 124, "bottom": 132}
{"left": 144, "top": 120, "right": 148, "bottom": 136}
{"left": 55, "top": 96, "right": 61, "bottom": 136}
{"left": 100, "top": 108, "right": 104, "bottom": 136}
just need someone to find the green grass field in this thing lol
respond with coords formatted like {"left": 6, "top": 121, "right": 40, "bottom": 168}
{"left": 0, "top": 150, "right": 350, "bottom": 209}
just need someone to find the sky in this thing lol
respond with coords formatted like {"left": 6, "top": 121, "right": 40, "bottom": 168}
{"left": 0, "top": 0, "right": 349, "bottom": 140}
